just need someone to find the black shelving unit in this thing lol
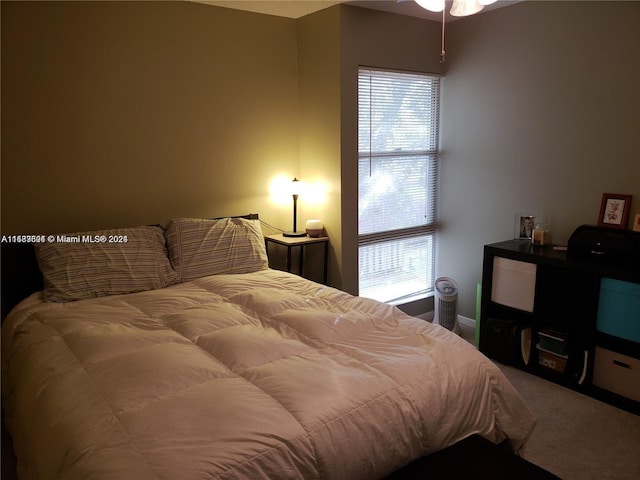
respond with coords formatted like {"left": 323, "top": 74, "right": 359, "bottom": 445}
{"left": 479, "top": 239, "right": 640, "bottom": 414}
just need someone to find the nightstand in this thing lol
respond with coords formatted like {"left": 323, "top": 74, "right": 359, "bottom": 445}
{"left": 264, "top": 234, "right": 329, "bottom": 284}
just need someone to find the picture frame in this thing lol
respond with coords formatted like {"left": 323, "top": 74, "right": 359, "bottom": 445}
{"left": 515, "top": 214, "right": 536, "bottom": 240}
{"left": 597, "top": 193, "right": 631, "bottom": 230}
{"left": 633, "top": 214, "right": 640, "bottom": 233}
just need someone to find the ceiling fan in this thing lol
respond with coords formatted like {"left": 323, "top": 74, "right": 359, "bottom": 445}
{"left": 400, "top": 0, "right": 497, "bottom": 17}
{"left": 399, "top": 0, "right": 497, "bottom": 62}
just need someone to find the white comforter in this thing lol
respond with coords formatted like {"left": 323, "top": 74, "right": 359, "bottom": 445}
{"left": 2, "top": 269, "right": 535, "bottom": 480}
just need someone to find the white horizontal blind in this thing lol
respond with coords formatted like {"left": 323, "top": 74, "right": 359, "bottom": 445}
{"left": 358, "top": 68, "right": 440, "bottom": 304}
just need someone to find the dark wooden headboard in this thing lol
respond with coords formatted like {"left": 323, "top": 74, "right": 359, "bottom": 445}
{"left": 0, "top": 214, "right": 260, "bottom": 322}
{"left": 1, "top": 242, "right": 43, "bottom": 321}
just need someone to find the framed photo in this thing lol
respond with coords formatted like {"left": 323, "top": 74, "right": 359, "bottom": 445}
{"left": 515, "top": 214, "right": 536, "bottom": 240}
{"left": 597, "top": 193, "right": 631, "bottom": 229}
{"left": 633, "top": 214, "right": 640, "bottom": 233}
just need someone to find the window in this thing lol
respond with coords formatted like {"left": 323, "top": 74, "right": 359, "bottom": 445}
{"left": 358, "top": 68, "right": 440, "bottom": 304}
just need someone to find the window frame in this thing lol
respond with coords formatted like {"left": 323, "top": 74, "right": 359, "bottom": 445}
{"left": 357, "top": 67, "right": 441, "bottom": 304}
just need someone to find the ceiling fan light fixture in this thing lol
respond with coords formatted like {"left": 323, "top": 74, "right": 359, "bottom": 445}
{"left": 412, "top": 0, "right": 498, "bottom": 63}
{"left": 415, "top": 0, "right": 445, "bottom": 13}
{"left": 450, "top": 0, "right": 484, "bottom": 17}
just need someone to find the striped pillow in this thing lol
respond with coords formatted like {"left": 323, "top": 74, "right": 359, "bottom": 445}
{"left": 35, "top": 226, "right": 179, "bottom": 302}
{"left": 163, "top": 217, "right": 269, "bottom": 282}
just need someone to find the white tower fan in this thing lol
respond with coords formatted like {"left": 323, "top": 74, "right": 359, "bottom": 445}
{"left": 434, "top": 277, "right": 460, "bottom": 335}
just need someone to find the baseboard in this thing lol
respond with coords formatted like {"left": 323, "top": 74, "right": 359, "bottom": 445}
{"left": 457, "top": 315, "right": 477, "bottom": 346}
{"left": 457, "top": 315, "right": 475, "bottom": 330}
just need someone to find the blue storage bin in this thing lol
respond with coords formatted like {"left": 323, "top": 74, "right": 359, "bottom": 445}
{"left": 596, "top": 278, "right": 640, "bottom": 343}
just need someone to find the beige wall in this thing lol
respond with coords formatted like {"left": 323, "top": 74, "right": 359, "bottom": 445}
{"left": 439, "top": 1, "right": 640, "bottom": 317}
{"left": 297, "top": 7, "right": 343, "bottom": 287}
{"left": 1, "top": 1, "right": 298, "bottom": 235}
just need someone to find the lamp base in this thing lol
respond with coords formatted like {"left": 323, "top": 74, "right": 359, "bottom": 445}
{"left": 283, "top": 231, "right": 307, "bottom": 238}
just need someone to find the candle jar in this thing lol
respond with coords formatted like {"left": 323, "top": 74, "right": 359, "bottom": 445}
{"left": 305, "top": 219, "right": 324, "bottom": 238}
{"left": 532, "top": 222, "right": 550, "bottom": 246}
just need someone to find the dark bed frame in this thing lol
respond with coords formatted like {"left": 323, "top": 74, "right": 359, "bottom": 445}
{"left": 1, "top": 242, "right": 43, "bottom": 322}
{"left": 1, "top": 242, "right": 43, "bottom": 480}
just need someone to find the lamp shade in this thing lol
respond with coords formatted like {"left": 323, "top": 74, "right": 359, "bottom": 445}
{"left": 290, "top": 177, "right": 302, "bottom": 196}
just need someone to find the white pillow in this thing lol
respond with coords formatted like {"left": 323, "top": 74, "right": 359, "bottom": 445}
{"left": 35, "top": 226, "right": 179, "bottom": 302}
{"left": 163, "top": 217, "right": 268, "bottom": 282}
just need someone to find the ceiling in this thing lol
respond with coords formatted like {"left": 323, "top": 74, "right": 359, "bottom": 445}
{"left": 192, "top": 1, "right": 343, "bottom": 19}
{"left": 192, "top": 1, "right": 522, "bottom": 22}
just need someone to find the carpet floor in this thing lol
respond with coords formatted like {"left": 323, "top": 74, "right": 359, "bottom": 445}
{"left": 498, "top": 363, "right": 640, "bottom": 480}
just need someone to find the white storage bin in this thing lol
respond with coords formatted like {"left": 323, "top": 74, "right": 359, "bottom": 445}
{"left": 592, "top": 347, "right": 640, "bottom": 403}
{"left": 491, "top": 257, "right": 537, "bottom": 312}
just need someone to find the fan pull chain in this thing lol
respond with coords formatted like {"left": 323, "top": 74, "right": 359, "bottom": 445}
{"left": 440, "top": 8, "right": 446, "bottom": 63}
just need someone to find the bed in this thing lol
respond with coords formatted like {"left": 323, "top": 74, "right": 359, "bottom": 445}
{"left": 1, "top": 216, "right": 536, "bottom": 480}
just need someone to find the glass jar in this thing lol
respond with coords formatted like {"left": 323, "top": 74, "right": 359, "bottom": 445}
{"left": 532, "top": 222, "right": 550, "bottom": 246}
